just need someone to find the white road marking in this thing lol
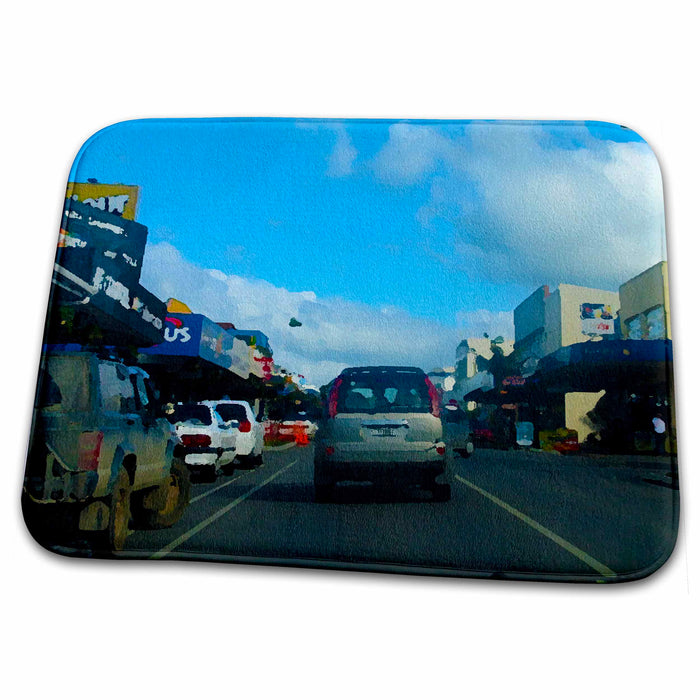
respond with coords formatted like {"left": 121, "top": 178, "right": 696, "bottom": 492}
{"left": 455, "top": 474, "right": 617, "bottom": 578}
{"left": 151, "top": 460, "right": 298, "bottom": 560}
{"left": 189, "top": 472, "right": 247, "bottom": 504}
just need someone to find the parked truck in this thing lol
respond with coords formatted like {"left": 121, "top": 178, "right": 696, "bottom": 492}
{"left": 23, "top": 348, "right": 190, "bottom": 553}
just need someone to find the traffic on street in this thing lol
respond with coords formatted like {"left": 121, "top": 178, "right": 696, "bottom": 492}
{"left": 23, "top": 120, "right": 679, "bottom": 582}
{"left": 119, "top": 443, "right": 676, "bottom": 581}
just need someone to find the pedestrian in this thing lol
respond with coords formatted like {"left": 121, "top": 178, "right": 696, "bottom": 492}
{"left": 652, "top": 412, "right": 666, "bottom": 455}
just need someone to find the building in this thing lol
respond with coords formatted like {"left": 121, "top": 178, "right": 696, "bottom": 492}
{"left": 51, "top": 182, "right": 278, "bottom": 418}
{"left": 619, "top": 261, "right": 671, "bottom": 340}
{"left": 453, "top": 337, "right": 514, "bottom": 423}
{"left": 513, "top": 285, "right": 550, "bottom": 369}
{"left": 513, "top": 282, "right": 620, "bottom": 444}
{"left": 509, "top": 269, "right": 673, "bottom": 452}
{"left": 456, "top": 337, "right": 515, "bottom": 380}
{"left": 139, "top": 299, "right": 274, "bottom": 403}
{"left": 515, "top": 283, "right": 619, "bottom": 362}
{"left": 50, "top": 184, "right": 166, "bottom": 348}
{"left": 427, "top": 367, "right": 457, "bottom": 394}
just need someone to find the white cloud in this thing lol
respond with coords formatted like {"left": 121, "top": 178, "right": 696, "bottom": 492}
{"left": 140, "top": 243, "right": 463, "bottom": 385}
{"left": 455, "top": 309, "right": 514, "bottom": 339}
{"left": 326, "top": 125, "right": 357, "bottom": 177}
{"left": 371, "top": 123, "right": 452, "bottom": 185}
{"left": 371, "top": 124, "right": 666, "bottom": 290}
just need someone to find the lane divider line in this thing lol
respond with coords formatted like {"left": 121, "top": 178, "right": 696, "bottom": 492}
{"left": 455, "top": 474, "right": 616, "bottom": 578}
{"left": 190, "top": 471, "right": 248, "bottom": 504}
{"left": 151, "top": 460, "right": 298, "bottom": 560}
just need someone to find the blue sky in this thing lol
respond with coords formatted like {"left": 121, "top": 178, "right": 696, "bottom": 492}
{"left": 70, "top": 119, "right": 665, "bottom": 384}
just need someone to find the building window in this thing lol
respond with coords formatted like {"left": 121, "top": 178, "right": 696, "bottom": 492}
{"left": 646, "top": 306, "right": 666, "bottom": 340}
{"left": 626, "top": 307, "right": 666, "bottom": 340}
{"left": 627, "top": 315, "right": 643, "bottom": 340}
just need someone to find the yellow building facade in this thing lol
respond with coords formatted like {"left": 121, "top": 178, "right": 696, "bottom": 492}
{"left": 515, "top": 282, "right": 620, "bottom": 442}
{"left": 542, "top": 284, "right": 620, "bottom": 357}
{"left": 618, "top": 261, "right": 671, "bottom": 340}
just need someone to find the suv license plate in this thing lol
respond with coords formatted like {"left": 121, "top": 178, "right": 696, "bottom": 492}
{"left": 371, "top": 428, "right": 396, "bottom": 437}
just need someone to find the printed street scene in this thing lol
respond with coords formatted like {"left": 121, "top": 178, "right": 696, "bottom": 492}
{"left": 23, "top": 120, "right": 678, "bottom": 581}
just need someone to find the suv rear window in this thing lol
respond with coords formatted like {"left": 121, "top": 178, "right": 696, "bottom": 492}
{"left": 337, "top": 370, "right": 431, "bottom": 414}
{"left": 167, "top": 404, "right": 212, "bottom": 425}
{"left": 216, "top": 403, "right": 247, "bottom": 423}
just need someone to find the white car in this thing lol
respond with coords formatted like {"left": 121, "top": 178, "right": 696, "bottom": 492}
{"left": 167, "top": 403, "right": 239, "bottom": 481}
{"left": 314, "top": 366, "right": 451, "bottom": 502}
{"left": 204, "top": 400, "right": 264, "bottom": 468}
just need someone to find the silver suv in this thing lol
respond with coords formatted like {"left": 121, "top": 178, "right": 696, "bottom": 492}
{"left": 23, "top": 350, "right": 190, "bottom": 552}
{"left": 314, "top": 366, "right": 451, "bottom": 502}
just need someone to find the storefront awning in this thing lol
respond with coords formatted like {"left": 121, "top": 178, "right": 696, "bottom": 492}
{"left": 536, "top": 339, "right": 672, "bottom": 392}
{"left": 139, "top": 313, "right": 268, "bottom": 381}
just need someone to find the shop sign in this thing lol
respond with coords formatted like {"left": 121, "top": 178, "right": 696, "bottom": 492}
{"left": 66, "top": 182, "right": 140, "bottom": 220}
{"left": 580, "top": 303, "right": 614, "bottom": 335}
{"left": 143, "top": 313, "right": 257, "bottom": 379}
{"left": 145, "top": 314, "right": 203, "bottom": 357}
{"left": 59, "top": 198, "right": 148, "bottom": 288}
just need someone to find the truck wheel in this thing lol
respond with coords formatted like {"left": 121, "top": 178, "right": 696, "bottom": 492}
{"left": 132, "top": 458, "right": 191, "bottom": 529}
{"left": 106, "top": 468, "right": 132, "bottom": 552}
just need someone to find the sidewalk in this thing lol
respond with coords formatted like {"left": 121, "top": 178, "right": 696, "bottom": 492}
{"left": 476, "top": 446, "right": 677, "bottom": 470}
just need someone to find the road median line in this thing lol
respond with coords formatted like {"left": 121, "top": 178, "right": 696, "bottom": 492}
{"left": 190, "top": 472, "right": 248, "bottom": 505}
{"left": 151, "top": 460, "right": 298, "bottom": 560}
{"left": 455, "top": 474, "right": 616, "bottom": 578}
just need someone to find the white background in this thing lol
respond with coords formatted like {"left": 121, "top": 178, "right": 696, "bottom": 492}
{"left": 2, "top": 2, "right": 695, "bottom": 698}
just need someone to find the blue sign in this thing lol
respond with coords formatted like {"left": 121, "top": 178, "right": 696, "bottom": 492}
{"left": 141, "top": 314, "right": 203, "bottom": 357}
{"left": 140, "top": 313, "right": 257, "bottom": 379}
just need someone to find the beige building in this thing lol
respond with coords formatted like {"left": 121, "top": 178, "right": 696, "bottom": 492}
{"left": 542, "top": 284, "right": 620, "bottom": 356}
{"left": 457, "top": 337, "right": 515, "bottom": 379}
{"left": 511, "top": 266, "right": 671, "bottom": 447}
{"left": 451, "top": 337, "right": 514, "bottom": 408}
{"left": 514, "top": 283, "right": 620, "bottom": 442}
{"left": 618, "top": 261, "right": 671, "bottom": 340}
{"left": 515, "top": 283, "right": 620, "bottom": 359}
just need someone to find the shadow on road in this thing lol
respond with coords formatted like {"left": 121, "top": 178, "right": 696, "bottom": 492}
{"left": 641, "top": 476, "right": 679, "bottom": 490}
{"left": 247, "top": 481, "right": 438, "bottom": 504}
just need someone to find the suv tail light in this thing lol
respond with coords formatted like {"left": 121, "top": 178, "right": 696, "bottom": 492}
{"left": 425, "top": 377, "right": 441, "bottom": 417}
{"left": 77, "top": 431, "right": 104, "bottom": 471}
{"left": 238, "top": 420, "right": 252, "bottom": 433}
{"left": 181, "top": 434, "right": 211, "bottom": 448}
{"left": 328, "top": 377, "right": 343, "bottom": 418}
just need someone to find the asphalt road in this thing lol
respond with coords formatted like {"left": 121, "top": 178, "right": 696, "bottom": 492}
{"left": 123, "top": 444, "right": 679, "bottom": 582}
